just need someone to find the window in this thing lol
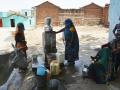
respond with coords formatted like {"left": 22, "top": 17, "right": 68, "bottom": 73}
{"left": 30, "top": 20, "right": 31, "bottom": 25}
{"left": 25, "top": 12, "right": 27, "bottom": 16}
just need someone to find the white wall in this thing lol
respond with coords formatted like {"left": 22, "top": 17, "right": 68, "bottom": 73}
{"left": 21, "top": 9, "right": 32, "bottom": 17}
{"left": 109, "top": 0, "right": 120, "bottom": 41}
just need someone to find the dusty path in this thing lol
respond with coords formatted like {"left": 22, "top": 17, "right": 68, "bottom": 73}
{"left": 0, "top": 26, "right": 120, "bottom": 90}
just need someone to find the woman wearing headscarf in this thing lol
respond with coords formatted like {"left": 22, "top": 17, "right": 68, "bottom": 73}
{"left": 15, "top": 22, "right": 28, "bottom": 57}
{"left": 56, "top": 19, "right": 79, "bottom": 65}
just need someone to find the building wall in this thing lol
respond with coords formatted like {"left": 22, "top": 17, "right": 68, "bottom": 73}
{"left": 83, "top": 3, "right": 103, "bottom": 25}
{"left": 2, "top": 15, "right": 26, "bottom": 27}
{"left": 2, "top": 15, "right": 35, "bottom": 28}
{"left": 0, "top": 12, "right": 2, "bottom": 17}
{"left": 31, "top": 8, "right": 37, "bottom": 27}
{"left": 84, "top": 3, "right": 102, "bottom": 18}
{"left": 0, "top": 12, "right": 9, "bottom": 18}
{"left": 35, "top": 2, "right": 108, "bottom": 26}
{"left": 59, "top": 9, "right": 83, "bottom": 25}
{"left": 109, "top": 0, "right": 120, "bottom": 41}
{"left": 102, "top": 4, "right": 109, "bottom": 27}
{"left": 0, "top": 10, "right": 35, "bottom": 28}
{"left": 2, "top": 17, "right": 11, "bottom": 27}
{"left": 35, "top": 1, "right": 60, "bottom": 26}
{"left": 20, "top": 9, "right": 32, "bottom": 17}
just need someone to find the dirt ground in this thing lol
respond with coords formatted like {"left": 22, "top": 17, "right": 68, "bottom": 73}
{"left": 0, "top": 26, "right": 120, "bottom": 90}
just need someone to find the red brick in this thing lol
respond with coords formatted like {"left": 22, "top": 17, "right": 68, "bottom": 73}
{"left": 34, "top": 1, "right": 109, "bottom": 27}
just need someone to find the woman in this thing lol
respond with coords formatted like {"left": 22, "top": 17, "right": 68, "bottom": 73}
{"left": 89, "top": 43, "right": 111, "bottom": 84}
{"left": 15, "top": 22, "right": 28, "bottom": 57}
{"left": 56, "top": 19, "right": 79, "bottom": 65}
{"left": 113, "top": 16, "right": 120, "bottom": 40}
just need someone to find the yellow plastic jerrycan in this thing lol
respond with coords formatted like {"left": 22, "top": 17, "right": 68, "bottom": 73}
{"left": 50, "top": 60, "right": 60, "bottom": 75}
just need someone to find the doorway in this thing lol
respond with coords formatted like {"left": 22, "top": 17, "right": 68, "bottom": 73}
{"left": 0, "top": 19, "right": 2, "bottom": 27}
{"left": 10, "top": 19, "right": 15, "bottom": 27}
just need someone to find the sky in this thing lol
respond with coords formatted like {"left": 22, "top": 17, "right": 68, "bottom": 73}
{"left": 0, "top": 0, "right": 110, "bottom": 11}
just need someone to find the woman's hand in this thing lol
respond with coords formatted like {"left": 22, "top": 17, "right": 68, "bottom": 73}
{"left": 55, "top": 28, "right": 65, "bottom": 34}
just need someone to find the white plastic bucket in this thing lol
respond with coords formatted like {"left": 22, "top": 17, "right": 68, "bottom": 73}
{"left": 56, "top": 52, "right": 65, "bottom": 64}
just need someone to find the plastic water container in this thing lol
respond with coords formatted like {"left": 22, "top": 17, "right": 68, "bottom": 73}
{"left": 82, "top": 65, "right": 89, "bottom": 78}
{"left": 56, "top": 52, "right": 65, "bottom": 64}
{"left": 32, "top": 55, "right": 38, "bottom": 64}
{"left": 37, "top": 54, "right": 45, "bottom": 65}
{"left": 50, "top": 60, "right": 60, "bottom": 75}
{"left": 32, "top": 54, "right": 45, "bottom": 68}
{"left": 37, "top": 65, "right": 47, "bottom": 76}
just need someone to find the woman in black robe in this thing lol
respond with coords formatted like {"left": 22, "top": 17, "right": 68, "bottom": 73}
{"left": 56, "top": 19, "right": 79, "bottom": 65}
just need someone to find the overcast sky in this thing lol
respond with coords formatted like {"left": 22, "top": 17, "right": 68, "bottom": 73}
{"left": 0, "top": 0, "right": 110, "bottom": 11}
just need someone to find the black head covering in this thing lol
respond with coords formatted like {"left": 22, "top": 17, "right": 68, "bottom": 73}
{"left": 64, "top": 18, "right": 74, "bottom": 28}
{"left": 17, "top": 22, "right": 25, "bottom": 31}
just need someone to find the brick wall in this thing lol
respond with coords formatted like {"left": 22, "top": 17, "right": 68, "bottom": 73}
{"left": 83, "top": 3, "right": 103, "bottom": 25}
{"left": 102, "top": 4, "right": 109, "bottom": 27}
{"left": 36, "top": 1, "right": 60, "bottom": 26}
{"left": 35, "top": 1, "right": 109, "bottom": 27}
{"left": 59, "top": 9, "right": 83, "bottom": 25}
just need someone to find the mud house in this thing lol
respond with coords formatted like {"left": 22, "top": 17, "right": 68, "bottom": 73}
{"left": 33, "top": 1, "right": 109, "bottom": 27}
{"left": 33, "top": 1, "right": 61, "bottom": 26}
{"left": 0, "top": 10, "right": 35, "bottom": 28}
